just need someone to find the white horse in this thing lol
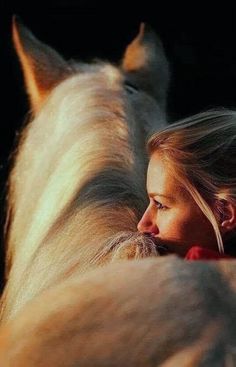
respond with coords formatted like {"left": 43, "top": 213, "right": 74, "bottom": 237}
{"left": 0, "top": 19, "right": 235, "bottom": 367}
{"left": 1, "top": 19, "right": 169, "bottom": 321}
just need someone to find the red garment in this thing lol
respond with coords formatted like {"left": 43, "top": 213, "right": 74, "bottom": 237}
{"left": 185, "top": 246, "right": 233, "bottom": 260}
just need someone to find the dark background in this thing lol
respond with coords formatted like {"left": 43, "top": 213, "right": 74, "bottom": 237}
{"left": 1, "top": 1, "right": 236, "bottom": 287}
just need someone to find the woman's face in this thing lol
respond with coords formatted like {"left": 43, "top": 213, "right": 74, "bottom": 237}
{"left": 137, "top": 152, "right": 218, "bottom": 257}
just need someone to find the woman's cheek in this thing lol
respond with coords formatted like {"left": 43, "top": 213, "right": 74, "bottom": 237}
{"left": 158, "top": 211, "right": 178, "bottom": 236}
{"left": 163, "top": 209, "right": 189, "bottom": 237}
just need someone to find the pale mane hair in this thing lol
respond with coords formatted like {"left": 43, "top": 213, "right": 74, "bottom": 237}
{"left": 148, "top": 109, "right": 236, "bottom": 253}
{"left": 3, "top": 68, "right": 145, "bottom": 319}
{"left": 1, "top": 20, "right": 169, "bottom": 321}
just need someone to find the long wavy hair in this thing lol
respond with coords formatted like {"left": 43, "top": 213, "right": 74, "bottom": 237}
{"left": 0, "top": 20, "right": 169, "bottom": 321}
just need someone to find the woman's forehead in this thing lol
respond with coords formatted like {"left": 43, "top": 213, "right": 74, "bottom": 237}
{"left": 147, "top": 153, "right": 174, "bottom": 194}
{"left": 147, "top": 153, "right": 188, "bottom": 201}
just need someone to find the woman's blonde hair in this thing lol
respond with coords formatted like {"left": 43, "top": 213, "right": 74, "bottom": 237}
{"left": 148, "top": 109, "right": 236, "bottom": 253}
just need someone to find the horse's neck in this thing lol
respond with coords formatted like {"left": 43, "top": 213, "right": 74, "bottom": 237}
{"left": 2, "top": 71, "right": 153, "bottom": 321}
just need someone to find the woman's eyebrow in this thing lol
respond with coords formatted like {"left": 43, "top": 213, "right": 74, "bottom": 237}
{"left": 148, "top": 192, "right": 174, "bottom": 201}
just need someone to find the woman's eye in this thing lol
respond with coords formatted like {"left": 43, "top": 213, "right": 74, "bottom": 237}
{"left": 153, "top": 199, "right": 167, "bottom": 210}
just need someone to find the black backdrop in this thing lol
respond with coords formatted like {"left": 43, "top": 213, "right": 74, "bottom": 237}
{"left": 1, "top": 1, "right": 236, "bottom": 287}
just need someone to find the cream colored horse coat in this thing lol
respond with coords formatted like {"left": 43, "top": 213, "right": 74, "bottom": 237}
{"left": 0, "top": 18, "right": 235, "bottom": 366}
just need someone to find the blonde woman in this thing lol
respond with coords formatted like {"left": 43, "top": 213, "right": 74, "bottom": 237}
{"left": 138, "top": 109, "right": 236, "bottom": 259}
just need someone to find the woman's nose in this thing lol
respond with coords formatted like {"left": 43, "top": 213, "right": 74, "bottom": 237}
{"left": 137, "top": 208, "right": 158, "bottom": 235}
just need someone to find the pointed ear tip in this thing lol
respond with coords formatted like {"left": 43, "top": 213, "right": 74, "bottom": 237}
{"left": 12, "top": 15, "right": 22, "bottom": 28}
{"left": 137, "top": 22, "right": 145, "bottom": 39}
{"left": 139, "top": 22, "right": 145, "bottom": 31}
{"left": 12, "top": 15, "right": 28, "bottom": 37}
{"left": 12, "top": 15, "right": 19, "bottom": 42}
{"left": 12, "top": 15, "right": 22, "bottom": 38}
{"left": 137, "top": 22, "right": 158, "bottom": 40}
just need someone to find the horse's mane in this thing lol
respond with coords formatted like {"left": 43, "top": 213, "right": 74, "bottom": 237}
{"left": 1, "top": 20, "right": 169, "bottom": 320}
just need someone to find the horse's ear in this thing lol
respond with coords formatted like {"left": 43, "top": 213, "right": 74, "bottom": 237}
{"left": 122, "top": 23, "right": 150, "bottom": 72}
{"left": 12, "top": 16, "right": 71, "bottom": 113}
{"left": 122, "top": 23, "right": 169, "bottom": 106}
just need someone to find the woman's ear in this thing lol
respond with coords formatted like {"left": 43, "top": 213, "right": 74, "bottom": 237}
{"left": 219, "top": 201, "right": 236, "bottom": 234}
